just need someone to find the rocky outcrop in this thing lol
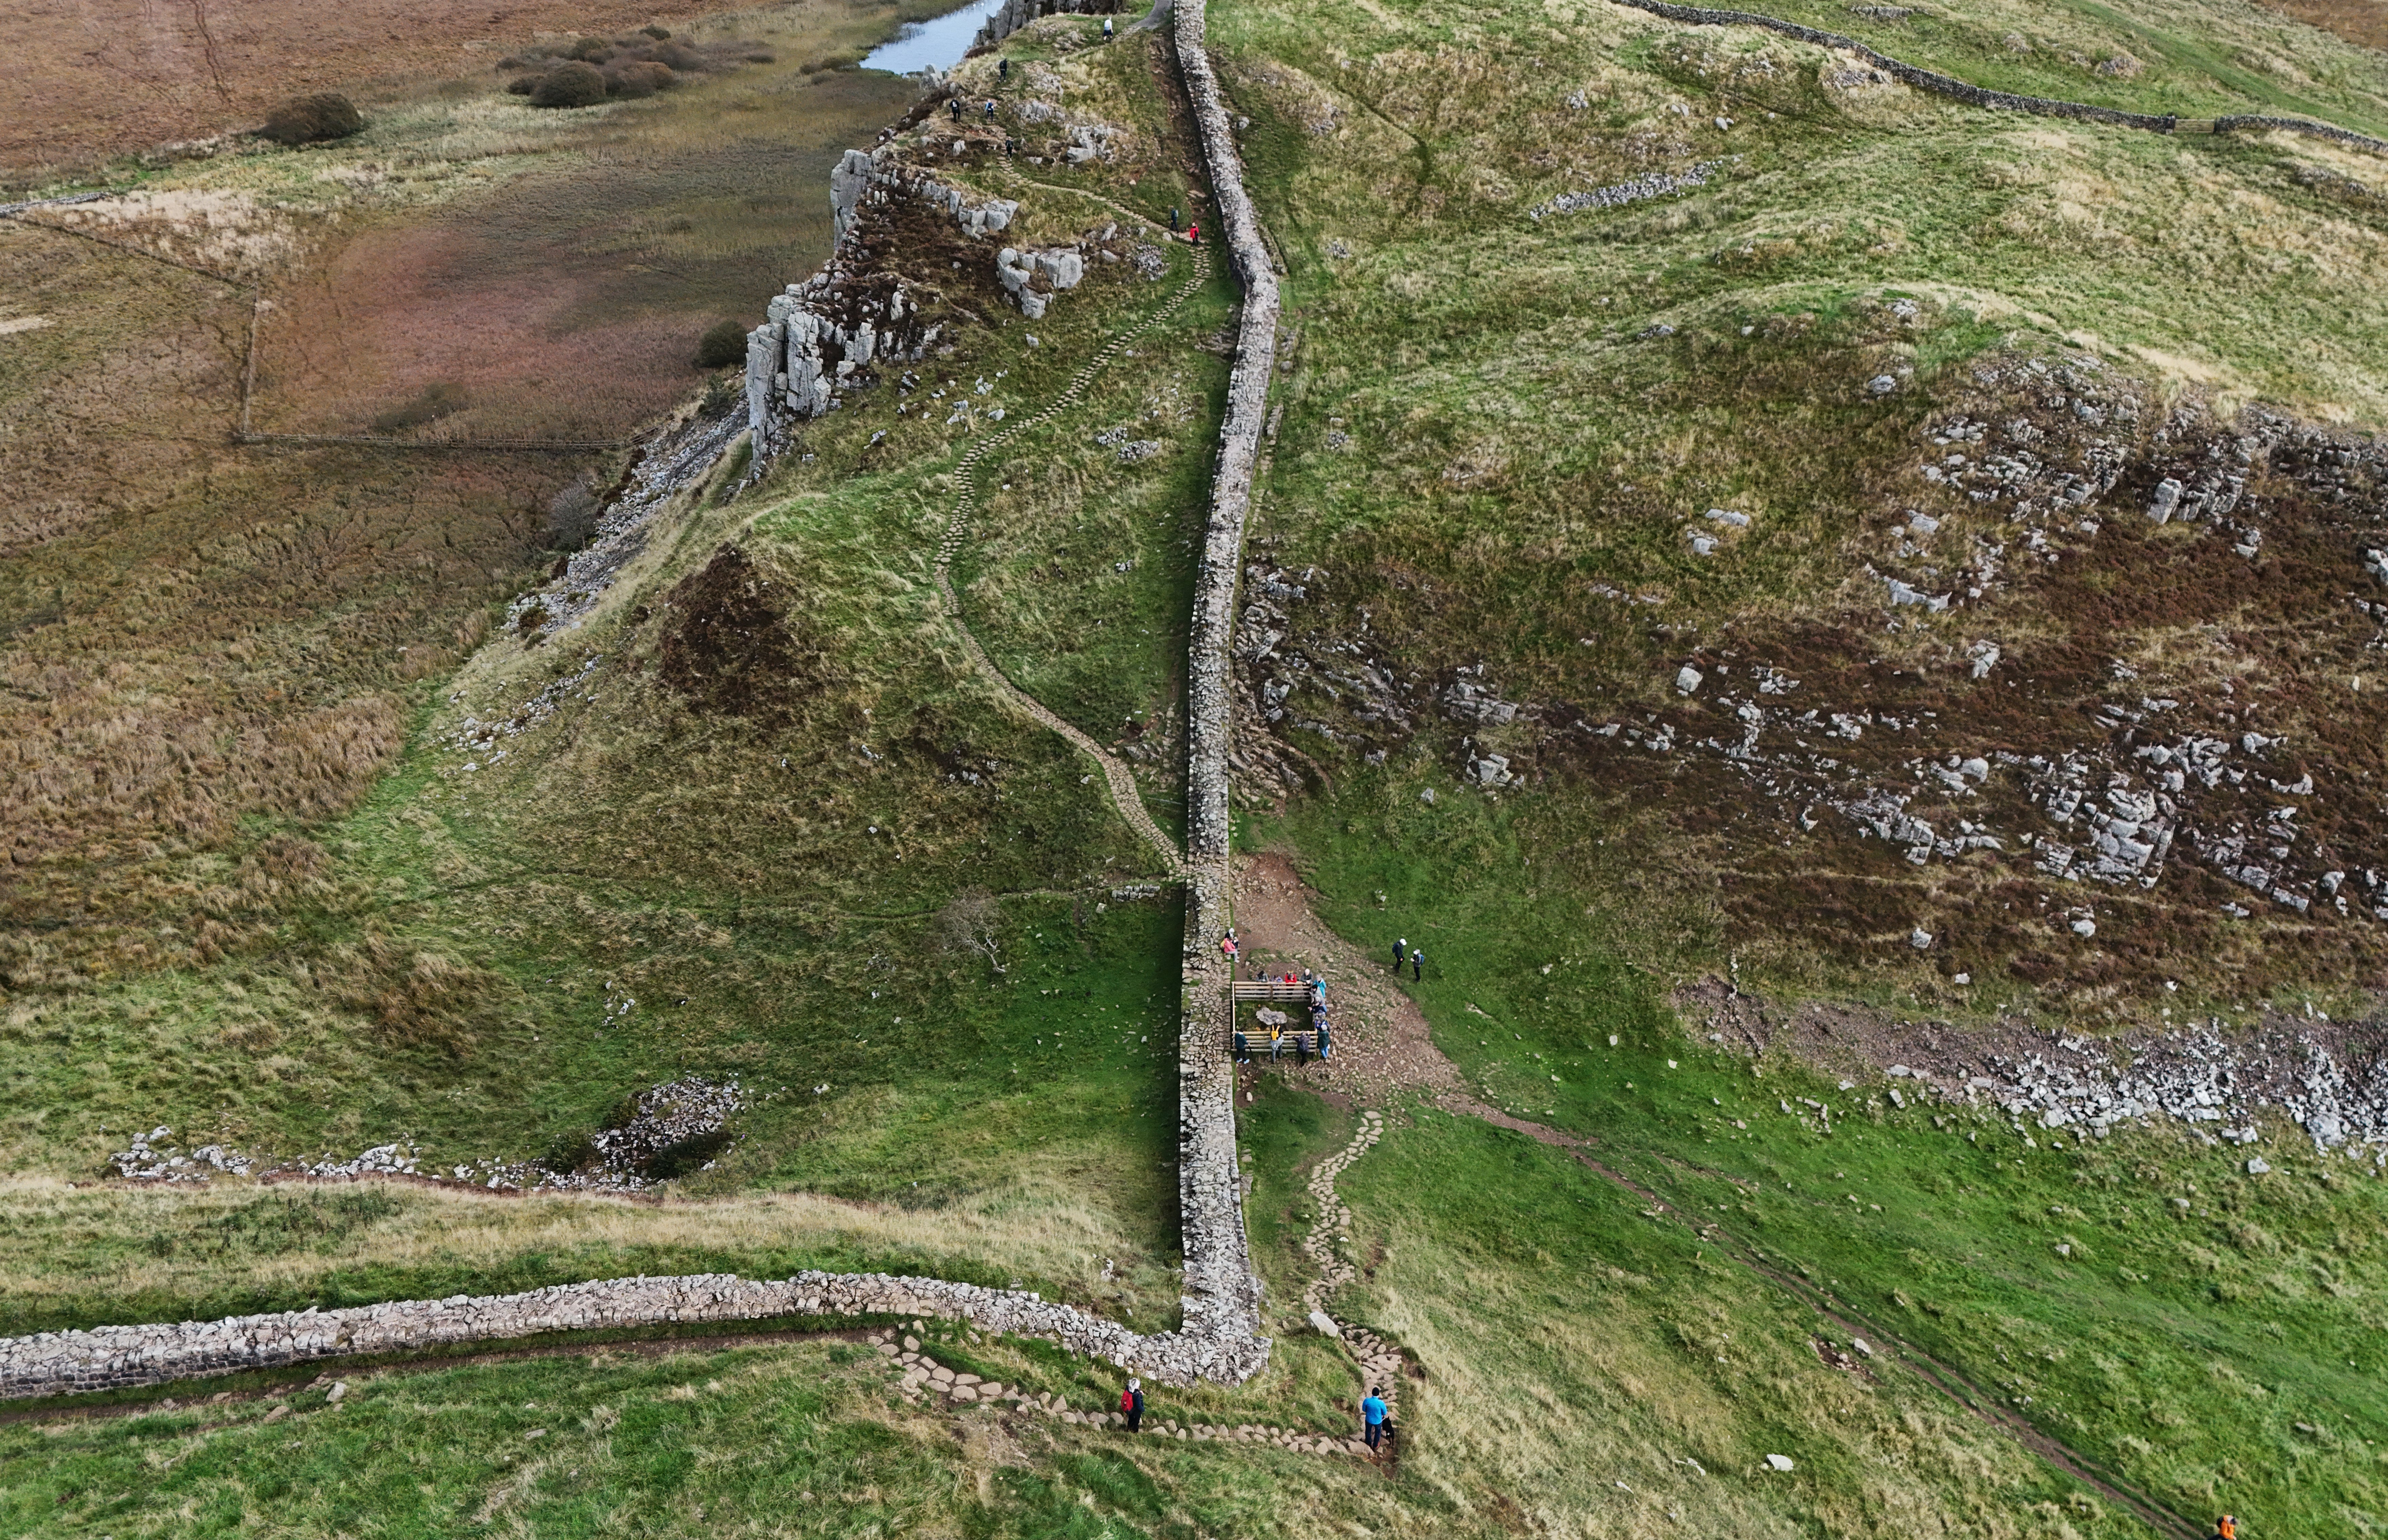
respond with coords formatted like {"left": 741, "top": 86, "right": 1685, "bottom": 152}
{"left": 972, "top": 0, "right": 1125, "bottom": 52}
{"left": 743, "top": 145, "right": 1105, "bottom": 460}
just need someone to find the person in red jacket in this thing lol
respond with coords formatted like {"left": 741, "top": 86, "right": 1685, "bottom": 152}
{"left": 1120, "top": 1378, "right": 1145, "bottom": 1431}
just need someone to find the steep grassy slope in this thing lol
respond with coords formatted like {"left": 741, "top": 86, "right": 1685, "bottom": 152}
{"left": 1261, "top": 788, "right": 2388, "bottom": 1536}
{"left": 1211, "top": 0, "right": 2388, "bottom": 1015}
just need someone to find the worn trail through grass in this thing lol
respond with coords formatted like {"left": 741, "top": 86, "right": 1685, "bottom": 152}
{"left": 930, "top": 242, "right": 1218, "bottom": 876}
{"left": 1244, "top": 856, "right": 2210, "bottom": 1529}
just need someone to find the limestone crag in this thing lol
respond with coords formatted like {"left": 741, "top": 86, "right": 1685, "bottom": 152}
{"left": 973, "top": 0, "right": 1125, "bottom": 52}
{"left": 744, "top": 143, "right": 1114, "bottom": 459}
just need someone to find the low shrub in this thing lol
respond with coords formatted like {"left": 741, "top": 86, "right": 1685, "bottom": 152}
{"left": 259, "top": 93, "right": 365, "bottom": 146}
{"left": 640, "top": 24, "right": 672, "bottom": 39}
{"left": 605, "top": 61, "right": 676, "bottom": 98}
{"left": 695, "top": 318, "right": 749, "bottom": 369}
{"left": 566, "top": 35, "right": 614, "bottom": 61}
{"left": 546, "top": 481, "right": 602, "bottom": 550}
{"left": 531, "top": 61, "right": 609, "bottom": 108}
{"left": 504, "top": 75, "right": 538, "bottom": 95}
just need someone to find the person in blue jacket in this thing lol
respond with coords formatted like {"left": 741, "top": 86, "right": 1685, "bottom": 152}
{"left": 1361, "top": 1386, "right": 1389, "bottom": 1450}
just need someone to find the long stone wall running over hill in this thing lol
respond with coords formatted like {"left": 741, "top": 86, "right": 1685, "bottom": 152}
{"left": 0, "top": 1271, "right": 1256, "bottom": 1400}
{"left": 1613, "top": 0, "right": 2388, "bottom": 155}
{"left": 0, "top": 0, "right": 1284, "bottom": 1405}
{"left": 1176, "top": 0, "right": 1280, "bottom": 869}
{"left": 1167, "top": 0, "right": 1282, "bottom": 1377}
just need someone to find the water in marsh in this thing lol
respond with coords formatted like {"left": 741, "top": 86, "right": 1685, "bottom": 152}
{"left": 861, "top": 0, "right": 1008, "bottom": 73}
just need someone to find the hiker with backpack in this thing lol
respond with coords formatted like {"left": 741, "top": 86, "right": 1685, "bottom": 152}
{"left": 1121, "top": 1378, "right": 1145, "bottom": 1431}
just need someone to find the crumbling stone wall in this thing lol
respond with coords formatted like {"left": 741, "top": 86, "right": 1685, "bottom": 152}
{"left": 0, "top": 1268, "right": 1267, "bottom": 1400}
{"left": 1616, "top": 0, "right": 2388, "bottom": 155}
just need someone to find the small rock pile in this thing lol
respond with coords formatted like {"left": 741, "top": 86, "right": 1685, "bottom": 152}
{"left": 577, "top": 1076, "right": 748, "bottom": 1186}
{"left": 1528, "top": 160, "right": 1729, "bottom": 221}
{"left": 110, "top": 1130, "right": 256, "bottom": 1183}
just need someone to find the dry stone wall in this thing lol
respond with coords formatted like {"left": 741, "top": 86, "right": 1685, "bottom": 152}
{"left": 1164, "top": 0, "right": 1282, "bottom": 1377}
{"left": 0, "top": 1269, "right": 1257, "bottom": 1401}
{"left": 1614, "top": 0, "right": 2388, "bottom": 155}
{"left": 1176, "top": 0, "right": 1280, "bottom": 868}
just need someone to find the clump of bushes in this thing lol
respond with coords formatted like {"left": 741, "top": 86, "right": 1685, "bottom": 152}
{"left": 260, "top": 93, "right": 365, "bottom": 146}
{"left": 695, "top": 319, "right": 749, "bottom": 370}
{"left": 501, "top": 30, "right": 765, "bottom": 108}
{"left": 530, "top": 60, "right": 610, "bottom": 108}
{"left": 607, "top": 60, "right": 675, "bottom": 98}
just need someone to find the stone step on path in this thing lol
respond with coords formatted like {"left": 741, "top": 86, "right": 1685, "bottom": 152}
{"left": 1294, "top": 1110, "right": 1411, "bottom": 1445}
{"left": 929, "top": 246, "right": 1213, "bottom": 876}
{"left": 863, "top": 1325, "right": 1370, "bottom": 1457}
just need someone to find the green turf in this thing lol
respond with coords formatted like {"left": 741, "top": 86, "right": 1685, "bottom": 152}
{"left": 1261, "top": 775, "right": 2388, "bottom": 1534}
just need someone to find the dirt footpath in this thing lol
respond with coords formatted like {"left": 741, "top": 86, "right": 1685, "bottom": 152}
{"left": 1229, "top": 852, "right": 1467, "bottom": 1108}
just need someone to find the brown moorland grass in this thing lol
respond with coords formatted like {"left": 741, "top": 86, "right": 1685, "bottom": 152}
{"left": 0, "top": 0, "right": 771, "bottom": 180}
{"left": 0, "top": 2, "right": 935, "bottom": 989}
{"left": 2248, "top": 0, "right": 2388, "bottom": 55}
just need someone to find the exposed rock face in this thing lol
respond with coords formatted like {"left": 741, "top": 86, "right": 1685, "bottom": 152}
{"left": 743, "top": 143, "right": 1108, "bottom": 460}
{"left": 973, "top": 0, "right": 1124, "bottom": 51}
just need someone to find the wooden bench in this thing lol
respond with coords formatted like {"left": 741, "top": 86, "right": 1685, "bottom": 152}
{"left": 1230, "top": 1027, "right": 1330, "bottom": 1062}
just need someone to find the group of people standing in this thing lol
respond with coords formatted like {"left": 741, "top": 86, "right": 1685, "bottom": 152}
{"left": 1224, "top": 929, "right": 1334, "bottom": 1062}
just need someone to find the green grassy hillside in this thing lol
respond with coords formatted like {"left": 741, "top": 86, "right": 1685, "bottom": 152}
{"left": 7, "top": 0, "right": 2388, "bottom": 1532}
